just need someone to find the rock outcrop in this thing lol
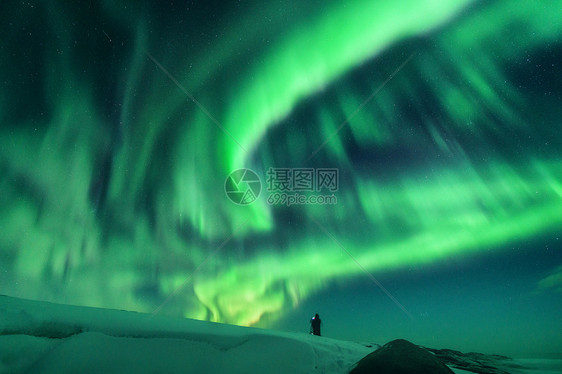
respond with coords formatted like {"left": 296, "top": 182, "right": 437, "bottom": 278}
{"left": 349, "top": 339, "right": 454, "bottom": 374}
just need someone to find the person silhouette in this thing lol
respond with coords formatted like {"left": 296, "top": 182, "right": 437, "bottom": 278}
{"left": 310, "top": 313, "right": 321, "bottom": 336}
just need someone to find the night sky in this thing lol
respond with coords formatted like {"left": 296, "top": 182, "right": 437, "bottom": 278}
{"left": 1, "top": 0, "right": 561, "bottom": 358}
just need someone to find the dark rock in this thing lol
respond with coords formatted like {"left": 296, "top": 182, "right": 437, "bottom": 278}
{"left": 349, "top": 339, "right": 454, "bottom": 374}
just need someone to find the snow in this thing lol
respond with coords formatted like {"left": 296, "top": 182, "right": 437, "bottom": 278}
{"left": 0, "top": 295, "right": 373, "bottom": 373}
{"left": 1, "top": 295, "right": 560, "bottom": 373}
{"left": 513, "top": 359, "right": 562, "bottom": 374}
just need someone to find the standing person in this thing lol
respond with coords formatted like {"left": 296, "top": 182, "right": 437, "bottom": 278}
{"left": 310, "top": 313, "right": 322, "bottom": 336}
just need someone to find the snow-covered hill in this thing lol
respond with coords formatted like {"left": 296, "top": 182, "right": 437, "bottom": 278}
{"left": 0, "top": 295, "right": 373, "bottom": 373}
{"left": 1, "top": 295, "right": 560, "bottom": 373}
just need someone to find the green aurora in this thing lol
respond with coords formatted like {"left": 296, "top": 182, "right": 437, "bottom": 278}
{"left": 1, "top": 0, "right": 562, "bottom": 355}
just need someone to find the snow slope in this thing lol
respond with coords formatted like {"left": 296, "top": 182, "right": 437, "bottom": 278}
{"left": 0, "top": 295, "right": 373, "bottom": 373}
{"left": 1, "top": 295, "right": 560, "bottom": 374}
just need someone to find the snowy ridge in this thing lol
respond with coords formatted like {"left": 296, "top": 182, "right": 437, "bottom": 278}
{"left": 1, "top": 295, "right": 560, "bottom": 374}
{"left": 0, "top": 295, "right": 373, "bottom": 373}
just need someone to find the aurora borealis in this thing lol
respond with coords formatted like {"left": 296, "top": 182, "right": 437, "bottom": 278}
{"left": 1, "top": 0, "right": 562, "bottom": 357}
